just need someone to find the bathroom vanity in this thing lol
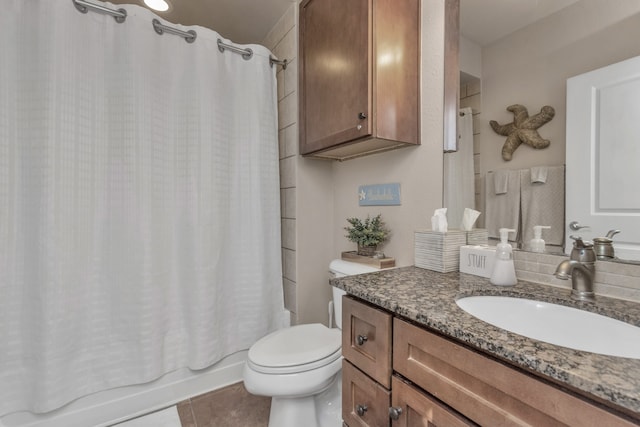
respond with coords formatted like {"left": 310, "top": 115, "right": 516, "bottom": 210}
{"left": 333, "top": 266, "right": 640, "bottom": 426}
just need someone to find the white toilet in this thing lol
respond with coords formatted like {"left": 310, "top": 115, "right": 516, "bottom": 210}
{"left": 243, "top": 259, "right": 377, "bottom": 427}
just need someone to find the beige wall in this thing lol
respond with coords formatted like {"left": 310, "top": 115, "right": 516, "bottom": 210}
{"left": 479, "top": 0, "right": 640, "bottom": 175}
{"left": 264, "top": 0, "right": 448, "bottom": 325}
{"left": 331, "top": 0, "right": 447, "bottom": 306}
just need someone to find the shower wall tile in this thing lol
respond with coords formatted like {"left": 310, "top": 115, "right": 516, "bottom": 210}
{"left": 283, "top": 248, "right": 296, "bottom": 281}
{"left": 273, "top": 27, "right": 297, "bottom": 64}
{"left": 282, "top": 187, "right": 296, "bottom": 219}
{"left": 277, "top": 68, "right": 285, "bottom": 101}
{"left": 472, "top": 114, "right": 482, "bottom": 136}
{"left": 283, "top": 58, "right": 297, "bottom": 97}
{"left": 279, "top": 156, "right": 297, "bottom": 188}
{"left": 281, "top": 218, "right": 296, "bottom": 250}
{"left": 282, "top": 123, "right": 298, "bottom": 158}
{"left": 262, "top": 4, "right": 295, "bottom": 52}
{"left": 466, "top": 79, "right": 481, "bottom": 96}
{"left": 278, "top": 92, "right": 297, "bottom": 129}
{"left": 283, "top": 277, "right": 297, "bottom": 313}
{"left": 266, "top": 2, "right": 298, "bottom": 327}
{"left": 278, "top": 129, "right": 286, "bottom": 160}
{"left": 461, "top": 79, "right": 482, "bottom": 227}
{"left": 460, "top": 93, "right": 481, "bottom": 114}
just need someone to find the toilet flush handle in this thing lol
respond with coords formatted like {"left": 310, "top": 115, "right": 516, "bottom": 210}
{"left": 356, "top": 334, "right": 368, "bottom": 346}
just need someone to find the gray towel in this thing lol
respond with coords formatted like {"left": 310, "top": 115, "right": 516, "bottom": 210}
{"left": 485, "top": 170, "right": 520, "bottom": 241}
{"left": 521, "top": 166, "right": 565, "bottom": 247}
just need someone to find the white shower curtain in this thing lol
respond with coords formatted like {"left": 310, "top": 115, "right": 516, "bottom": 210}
{"left": 0, "top": 0, "right": 285, "bottom": 415}
{"left": 443, "top": 107, "right": 475, "bottom": 228}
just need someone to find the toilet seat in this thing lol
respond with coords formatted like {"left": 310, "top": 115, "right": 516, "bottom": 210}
{"left": 247, "top": 324, "right": 341, "bottom": 374}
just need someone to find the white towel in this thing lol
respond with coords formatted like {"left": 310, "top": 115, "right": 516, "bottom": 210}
{"left": 521, "top": 166, "right": 565, "bottom": 246}
{"left": 485, "top": 170, "right": 521, "bottom": 241}
{"left": 494, "top": 170, "right": 509, "bottom": 194}
{"left": 530, "top": 166, "right": 548, "bottom": 183}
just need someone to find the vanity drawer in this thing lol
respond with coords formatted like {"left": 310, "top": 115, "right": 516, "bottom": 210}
{"left": 342, "top": 296, "right": 392, "bottom": 388}
{"left": 393, "top": 318, "right": 636, "bottom": 426}
{"left": 342, "top": 360, "right": 391, "bottom": 427}
{"left": 391, "top": 375, "right": 475, "bottom": 427}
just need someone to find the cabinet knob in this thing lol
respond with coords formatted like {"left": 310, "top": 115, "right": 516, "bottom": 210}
{"left": 389, "top": 406, "right": 403, "bottom": 420}
{"left": 356, "top": 334, "right": 368, "bottom": 346}
{"left": 358, "top": 112, "right": 367, "bottom": 120}
{"left": 356, "top": 404, "right": 368, "bottom": 416}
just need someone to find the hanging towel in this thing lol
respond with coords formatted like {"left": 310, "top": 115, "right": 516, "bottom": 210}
{"left": 485, "top": 170, "right": 521, "bottom": 241}
{"left": 521, "top": 166, "right": 565, "bottom": 247}
{"left": 494, "top": 170, "right": 509, "bottom": 194}
{"left": 530, "top": 166, "right": 548, "bottom": 183}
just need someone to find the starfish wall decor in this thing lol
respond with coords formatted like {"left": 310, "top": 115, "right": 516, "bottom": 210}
{"left": 490, "top": 104, "right": 555, "bottom": 161}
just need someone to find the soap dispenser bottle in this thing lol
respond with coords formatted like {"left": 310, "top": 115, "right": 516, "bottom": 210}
{"left": 530, "top": 225, "right": 551, "bottom": 253}
{"left": 490, "top": 228, "right": 517, "bottom": 286}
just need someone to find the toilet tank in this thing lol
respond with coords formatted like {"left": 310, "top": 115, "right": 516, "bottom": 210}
{"left": 329, "top": 259, "right": 378, "bottom": 330}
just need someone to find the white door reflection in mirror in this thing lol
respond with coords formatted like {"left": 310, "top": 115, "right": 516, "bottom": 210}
{"left": 566, "top": 54, "right": 640, "bottom": 261}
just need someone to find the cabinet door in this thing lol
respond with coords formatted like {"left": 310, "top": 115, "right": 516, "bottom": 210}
{"left": 391, "top": 376, "right": 475, "bottom": 427}
{"left": 393, "top": 318, "right": 637, "bottom": 426}
{"left": 343, "top": 360, "right": 391, "bottom": 427}
{"left": 299, "top": 0, "right": 371, "bottom": 154}
{"left": 342, "top": 296, "right": 392, "bottom": 388}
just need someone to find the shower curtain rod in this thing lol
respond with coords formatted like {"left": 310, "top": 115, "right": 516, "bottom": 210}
{"left": 153, "top": 19, "right": 197, "bottom": 43}
{"left": 72, "top": 0, "right": 126, "bottom": 23}
{"left": 72, "top": 0, "right": 289, "bottom": 67}
{"left": 217, "top": 39, "right": 289, "bottom": 69}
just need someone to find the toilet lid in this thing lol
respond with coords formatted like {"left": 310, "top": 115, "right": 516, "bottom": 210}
{"left": 248, "top": 324, "right": 341, "bottom": 370}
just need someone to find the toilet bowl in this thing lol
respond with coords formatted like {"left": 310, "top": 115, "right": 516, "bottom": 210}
{"left": 243, "top": 259, "right": 377, "bottom": 427}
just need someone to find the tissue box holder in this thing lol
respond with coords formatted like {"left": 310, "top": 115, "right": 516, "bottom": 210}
{"left": 459, "top": 245, "right": 496, "bottom": 278}
{"left": 414, "top": 230, "right": 466, "bottom": 273}
{"left": 465, "top": 229, "right": 488, "bottom": 246}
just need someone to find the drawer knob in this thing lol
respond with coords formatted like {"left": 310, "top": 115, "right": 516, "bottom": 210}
{"left": 356, "top": 334, "right": 368, "bottom": 346}
{"left": 389, "top": 406, "right": 403, "bottom": 420}
{"left": 358, "top": 112, "right": 367, "bottom": 120}
{"left": 356, "top": 404, "right": 368, "bottom": 416}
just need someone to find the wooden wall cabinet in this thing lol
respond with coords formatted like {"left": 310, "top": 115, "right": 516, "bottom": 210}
{"left": 342, "top": 295, "right": 637, "bottom": 427}
{"left": 298, "top": 0, "right": 421, "bottom": 160}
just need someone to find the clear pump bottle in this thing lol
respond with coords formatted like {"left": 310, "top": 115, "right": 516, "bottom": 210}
{"left": 530, "top": 225, "right": 551, "bottom": 253}
{"left": 490, "top": 228, "right": 517, "bottom": 286}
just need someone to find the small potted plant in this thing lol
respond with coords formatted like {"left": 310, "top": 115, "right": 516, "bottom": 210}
{"left": 344, "top": 214, "right": 390, "bottom": 257}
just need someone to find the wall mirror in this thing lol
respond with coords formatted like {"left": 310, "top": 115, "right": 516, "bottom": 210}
{"left": 446, "top": 0, "right": 640, "bottom": 262}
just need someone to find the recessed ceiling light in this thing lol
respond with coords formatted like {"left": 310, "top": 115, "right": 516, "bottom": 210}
{"left": 144, "top": 0, "right": 170, "bottom": 12}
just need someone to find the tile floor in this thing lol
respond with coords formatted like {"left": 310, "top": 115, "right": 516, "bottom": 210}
{"left": 177, "top": 382, "right": 271, "bottom": 427}
{"left": 114, "top": 382, "right": 270, "bottom": 427}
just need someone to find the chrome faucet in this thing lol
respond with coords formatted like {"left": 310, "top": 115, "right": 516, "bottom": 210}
{"left": 554, "top": 236, "right": 596, "bottom": 302}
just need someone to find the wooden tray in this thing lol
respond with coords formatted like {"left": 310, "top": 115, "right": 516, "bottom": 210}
{"left": 341, "top": 251, "right": 396, "bottom": 269}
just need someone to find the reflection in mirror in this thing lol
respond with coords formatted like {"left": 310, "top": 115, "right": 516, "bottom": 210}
{"left": 446, "top": 0, "right": 640, "bottom": 262}
{"left": 566, "top": 54, "right": 640, "bottom": 261}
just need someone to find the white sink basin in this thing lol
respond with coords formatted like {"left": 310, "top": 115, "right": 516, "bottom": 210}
{"left": 456, "top": 296, "right": 640, "bottom": 359}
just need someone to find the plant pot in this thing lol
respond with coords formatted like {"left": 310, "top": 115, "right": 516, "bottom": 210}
{"left": 357, "top": 244, "right": 377, "bottom": 257}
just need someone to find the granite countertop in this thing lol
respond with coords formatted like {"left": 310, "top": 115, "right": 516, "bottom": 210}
{"left": 330, "top": 266, "right": 640, "bottom": 417}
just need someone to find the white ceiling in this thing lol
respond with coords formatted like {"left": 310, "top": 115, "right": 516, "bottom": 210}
{"left": 102, "top": 0, "right": 295, "bottom": 45}
{"left": 100, "top": 0, "right": 580, "bottom": 47}
{"left": 460, "top": 0, "right": 580, "bottom": 46}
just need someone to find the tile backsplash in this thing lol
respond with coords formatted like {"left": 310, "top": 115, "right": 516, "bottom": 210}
{"left": 513, "top": 251, "right": 640, "bottom": 302}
